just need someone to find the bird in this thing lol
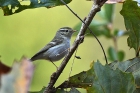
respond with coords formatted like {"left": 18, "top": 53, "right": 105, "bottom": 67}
{"left": 30, "top": 27, "right": 75, "bottom": 67}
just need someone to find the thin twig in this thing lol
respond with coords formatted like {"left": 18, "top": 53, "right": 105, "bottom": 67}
{"left": 44, "top": 0, "right": 108, "bottom": 92}
{"left": 61, "top": 0, "right": 108, "bottom": 64}
{"left": 68, "top": 26, "right": 90, "bottom": 80}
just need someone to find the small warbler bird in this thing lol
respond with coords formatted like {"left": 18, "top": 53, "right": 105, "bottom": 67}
{"left": 30, "top": 27, "right": 75, "bottom": 67}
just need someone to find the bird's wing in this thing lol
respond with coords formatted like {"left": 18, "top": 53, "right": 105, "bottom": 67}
{"left": 30, "top": 38, "right": 64, "bottom": 61}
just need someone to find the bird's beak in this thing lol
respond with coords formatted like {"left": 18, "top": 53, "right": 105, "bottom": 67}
{"left": 73, "top": 30, "right": 77, "bottom": 33}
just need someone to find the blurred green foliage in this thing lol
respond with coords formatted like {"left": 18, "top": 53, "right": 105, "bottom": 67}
{"left": 0, "top": 0, "right": 137, "bottom": 92}
{"left": 74, "top": 4, "right": 128, "bottom": 62}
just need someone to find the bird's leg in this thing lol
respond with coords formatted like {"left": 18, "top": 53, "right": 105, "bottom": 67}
{"left": 51, "top": 48, "right": 70, "bottom": 70}
{"left": 50, "top": 60, "right": 58, "bottom": 70}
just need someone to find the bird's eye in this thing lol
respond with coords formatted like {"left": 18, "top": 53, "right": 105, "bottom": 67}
{"left": 65, "top": 30, "right": 69, "bottom": 32}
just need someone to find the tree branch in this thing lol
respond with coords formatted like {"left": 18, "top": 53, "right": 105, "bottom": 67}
{"left": 44, "top": 0, "right": 107, "bottom": 93}
{"left": 61, "top": 0, "right": 108, "bottom": 64}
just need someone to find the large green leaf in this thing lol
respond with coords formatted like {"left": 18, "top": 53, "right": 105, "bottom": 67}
{"left": 58, "top": 61, "right": 136, "bottom": 93}
{"left": 110, "top": 57, "right": 140, "bottom": 87}
{"left": 109, "top": 57, "right": 140, "bottom": 92}
{"left": 0, "top": 0, "right": 72, "bottom": 16}
{"left": 120, "top": 0, "right": 140, "bottom": 55}
{"left": 57, "top": 70, "right": 93, "bottom": 89}
{"left": 88, "top": 62, "right": 135, "bottom": 93}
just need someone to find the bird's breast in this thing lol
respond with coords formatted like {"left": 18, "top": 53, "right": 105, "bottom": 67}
{"left": 44, "top": 41, "right": 70, "bottom": 62}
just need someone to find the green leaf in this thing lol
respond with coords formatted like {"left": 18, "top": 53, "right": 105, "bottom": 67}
{"left": 0, "top": 0, "right": 19, "bottom": 7}
{"left": 56, "top": 89, "right": 66, "bottom": 93}
{"left": 117, "top": 50, "right": 125, "bottom": 61}
{"left": 104, "top": 4, "right": 115, "bottom": 22}
{"left": 99, "top": 4, "right": 115, "bottom": 23}
{"left": 58, "top": 61, "right": 136, "bottom": 93}
{"left": 0, "top": 0, "right": 72, "bottom": 16}
{"left": 56, "top": 88, "right": 81, "bottom": 93}
{"left": 29, "top": 0, "right": 71, "bottom": 8}
{"left": 120, "top": 0, "right": 140, "bottom": 55}
{"left": 107, "top": 47, "right": 118, "bottom": 61}
{"left": 32, "top": 87, "right": 81, "bottom": 93}
{"left": 110, "top": 57, "right": 140, "bottom": 87}
{"left": 88, "top": 61, "right": 135, "bottom": 93}
{"left": 57, "top": 70, "right": 93, "bottom": 88}
{"left": 69, "top": 88, "right": 81, "bottom": 93}
{"left": 107, "top": 47, "right": 125, "bottom": 61}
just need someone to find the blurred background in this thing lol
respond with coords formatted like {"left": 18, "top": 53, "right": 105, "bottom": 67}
{"left": 0, "top": 0, "right": 135, "bottom": 92}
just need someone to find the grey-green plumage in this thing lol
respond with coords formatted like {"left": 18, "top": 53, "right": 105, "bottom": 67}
{"left": 30, "top": 27, "right": 75, "bottom": 62}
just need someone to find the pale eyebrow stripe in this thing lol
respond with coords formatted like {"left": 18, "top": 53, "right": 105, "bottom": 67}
{"left": 60, "top": 28, "right": 68, "bottom": 31}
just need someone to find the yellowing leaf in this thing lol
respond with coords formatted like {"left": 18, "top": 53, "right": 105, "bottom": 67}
{"left": 0, "top": 57, "right": 34, "bottom": 93}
